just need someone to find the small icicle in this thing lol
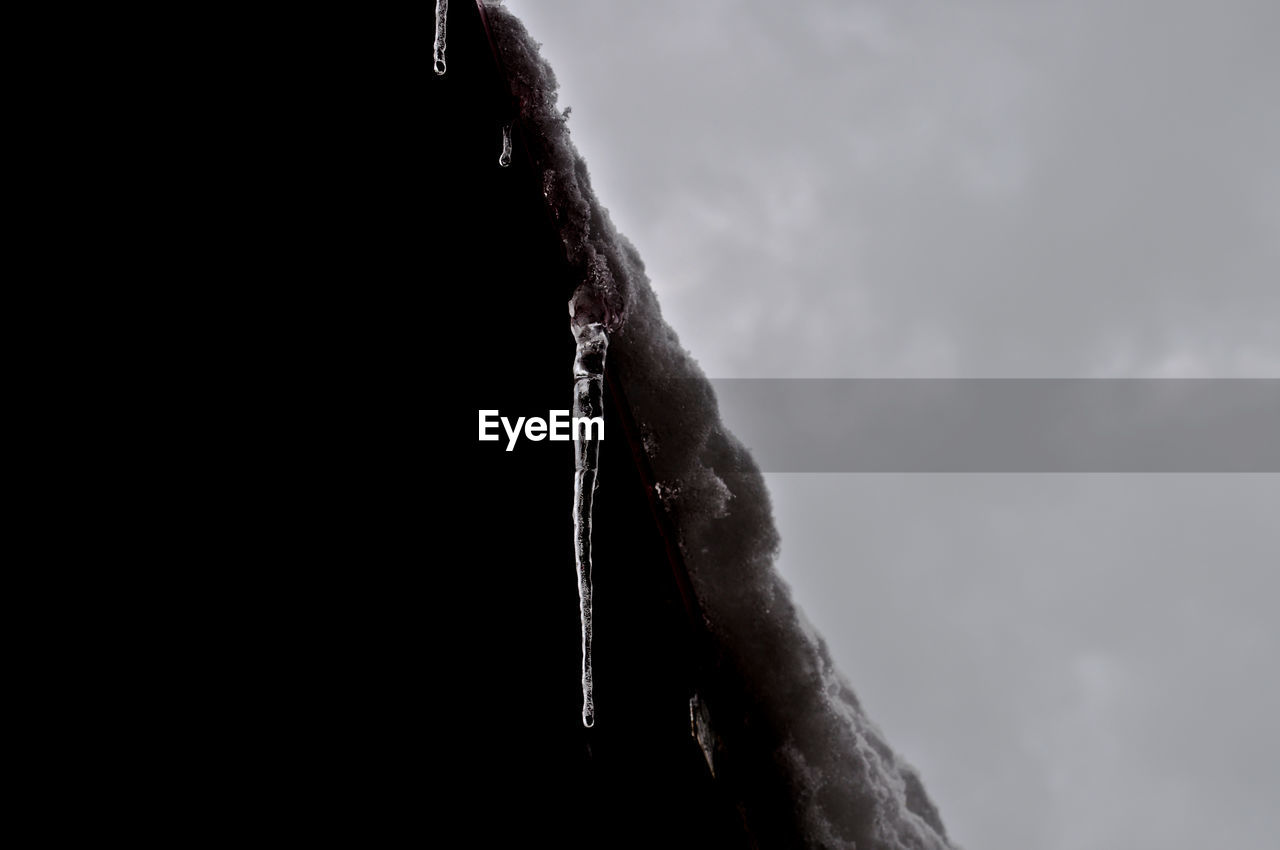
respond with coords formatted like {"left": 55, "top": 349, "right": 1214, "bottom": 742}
{"left": 690, "top": 695, "right": 718, "bottom": 777}
{"left": 433, "top": 0, "right": 448, "bottom": 76}
{"left": 572, "top": 321, "right": 608, "bottom": 728}
{"left": 498, "top": 122, "right": 512, "bottom": 168}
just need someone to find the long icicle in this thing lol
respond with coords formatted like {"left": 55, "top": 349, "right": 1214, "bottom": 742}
{"left": 433, "top": 0, "right": 448, "bottom": 75}
{"left": 572, "top": 321, "right": 608, "bottom": 728}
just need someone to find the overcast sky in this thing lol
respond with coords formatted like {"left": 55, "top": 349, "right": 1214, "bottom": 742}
{"left": 501, "top": 1, "right": 1279, "bottom": 847}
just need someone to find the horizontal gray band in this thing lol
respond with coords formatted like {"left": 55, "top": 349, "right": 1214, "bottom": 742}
{"left": 704, "top": 379, "right": 1280, "bottom": 472}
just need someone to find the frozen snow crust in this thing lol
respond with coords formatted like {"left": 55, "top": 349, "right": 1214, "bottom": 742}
{"left": 488, "top": 6, "right": 954, "bottom": 848}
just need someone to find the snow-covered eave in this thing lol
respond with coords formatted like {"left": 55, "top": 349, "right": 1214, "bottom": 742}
{"left": 475, "top": 4, "right": 956, "bottom": 847}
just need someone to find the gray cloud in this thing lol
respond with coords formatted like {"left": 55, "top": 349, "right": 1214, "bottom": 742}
{"left": 766, "top": 473, "right": 1280, "bottom": 850}
{"left": 498, "top": 2, "right": 1280, "bottom": 848}
{"left": 504, "top": 0, "right": 1279, "bottom": 379}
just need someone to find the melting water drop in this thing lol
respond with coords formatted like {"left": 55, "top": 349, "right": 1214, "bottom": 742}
{"left": 433, "top": 0, "right": 448, "bottom": 76}
{"left": 498, "top": 122, "right": 512, "bottom": 168}
{"left": 572, "top": 322, "right": 608, "bottom": 728}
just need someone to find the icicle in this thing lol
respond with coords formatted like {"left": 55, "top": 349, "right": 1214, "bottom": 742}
{"left": 690, "top": 694, "right": 718, "bottom": 777}
{"left": 433, "top": 0, "right": 448, "bottom": 76}
{"left": 572, "top": 321, "right": 608, "bottom": 728}
{"left": 499, "top": 122, "right": 512, "bottom": 168}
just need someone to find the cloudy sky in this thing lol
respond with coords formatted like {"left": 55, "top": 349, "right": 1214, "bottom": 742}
{"left": 501, "top": 1, "right": 1279, "bottom": 847}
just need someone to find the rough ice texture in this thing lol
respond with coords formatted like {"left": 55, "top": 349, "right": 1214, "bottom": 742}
{"left": 487, "top": 6, "right": 954, "bottom": 848}
{"left": 488, "top": 6, "right": 627, "bottom": 332}
{"left": 572, "top": 322, "right": 607, "bottom": 728}
{"left": 434, "top": 0, "right": 448, "bottom": 75}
